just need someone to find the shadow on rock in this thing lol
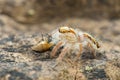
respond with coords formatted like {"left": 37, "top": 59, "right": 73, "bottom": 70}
{"left": 0, "top": 70, "right": 32, "bottom": 80}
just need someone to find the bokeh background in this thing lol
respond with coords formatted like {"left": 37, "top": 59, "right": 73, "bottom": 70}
{"left": 1, "top": 0, "right": 120, "bottom": 46}
{"left": 1, "top": 0, "right": 120, "bottom": 23}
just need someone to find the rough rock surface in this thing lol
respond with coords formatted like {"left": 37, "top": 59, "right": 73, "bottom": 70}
{"left": 0, "top": 15, "right": 120, "bottom": 80}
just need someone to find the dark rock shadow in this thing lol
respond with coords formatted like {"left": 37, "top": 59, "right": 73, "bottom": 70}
{"left": 84, "top": 68, "right": 107, "bottom": 80}
{"left": 0, "top": 70, "right": 32, "bottom": 80}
